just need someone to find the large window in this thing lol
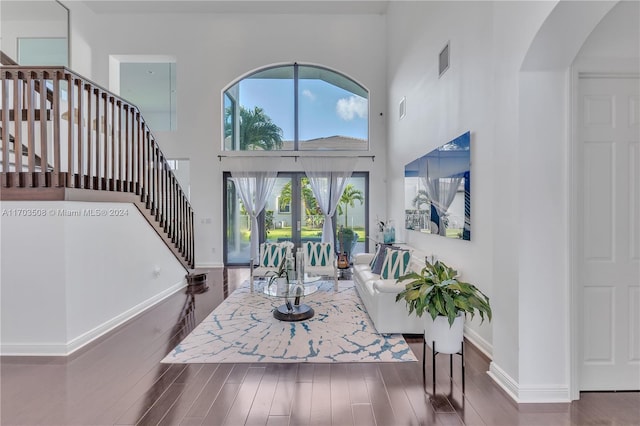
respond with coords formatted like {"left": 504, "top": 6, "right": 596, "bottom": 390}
{"left": 224, "top": 172, "right": 368, "bottom": 265}
{"left": 223, "top": 64, "right": 368, "bottom": 151}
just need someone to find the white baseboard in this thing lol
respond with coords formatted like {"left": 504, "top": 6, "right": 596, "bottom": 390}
{"left": 463, "top": 326, "right": 493, "bottom": 359}
{"left": 65, "top": 280, "right": 187, "bottom": 355}
{"left": 518, "top": 385, "right": 571, "bottom": 403}
{"left": 1, "top": 280, "right": 187, "bottom": 356}
{"left": 488, "top": 362, "right": 571, "bottom": 403}
{"left": 488, "top": 362, "right": 521, "bottom": 401}
{"left": 0, "top": 343, "right": 69, "bottom": 356}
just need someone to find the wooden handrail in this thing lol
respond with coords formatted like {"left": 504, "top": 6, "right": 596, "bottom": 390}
{"left": 0, "top": 66, "right": 195, "bottom": 269}
{"left": 0, "top": 51, "right": 18, "bottom": 66}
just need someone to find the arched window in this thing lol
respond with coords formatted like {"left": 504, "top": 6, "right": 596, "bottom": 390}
{"left": 223, "top": 64, "right": 368, "bottom": 151}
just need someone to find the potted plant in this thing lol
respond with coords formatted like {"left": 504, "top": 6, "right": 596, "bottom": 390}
{"left": 337, "top": 226, "right": 358, "bottom": 266}
{"left": 395, "top": 259, "right": 491, "bottom": 354}
{"left": 265, "top": 256, "right": 290, "bottom": 296}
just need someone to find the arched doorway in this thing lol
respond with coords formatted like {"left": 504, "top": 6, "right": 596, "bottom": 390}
{"left": 520, "top": 0, "right": 639, "bottom": 398}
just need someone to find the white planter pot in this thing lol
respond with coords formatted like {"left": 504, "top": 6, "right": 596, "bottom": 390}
{"left": 275, "top": 277, "right": 288, "bottom": 296}
{"left": 424, "top": 313, "right": 464, "bottom": 354}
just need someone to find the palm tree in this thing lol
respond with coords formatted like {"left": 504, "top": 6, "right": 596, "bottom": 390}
{"left": 278, "top": 178, "right": 322, "bottom": 222}
{"left": 278, "top": 181, "right": 293, "bottom": 212}
{"left": 412, "top": 189, "right": 430, "bottom": 210}
{"left": 224, "top": 106, "right": 284, "bottom": 150}
{"left": 337, "top": 184, "right": 364, "bottom": 227}
{"left": 412, "top": 189, "right": 449, "bottom": 234}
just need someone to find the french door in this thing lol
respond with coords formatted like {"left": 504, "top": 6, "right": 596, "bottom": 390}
{"left": 224, "top": 172, "right": 368, "bottom": 265}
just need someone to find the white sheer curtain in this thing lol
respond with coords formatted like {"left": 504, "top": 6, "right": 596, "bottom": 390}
{"left": 230, "top": 171, "right": 278, "bottom": 262}
{"left": 419, "top": 157, "right": 463, "bottom": 236}
{"left": 300, "top": 157, "right": 357, "bottom": 245}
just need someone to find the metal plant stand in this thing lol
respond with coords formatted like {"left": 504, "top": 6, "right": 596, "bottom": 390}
{"left": 423, "top": 339, "right": 465, "bottom": 395}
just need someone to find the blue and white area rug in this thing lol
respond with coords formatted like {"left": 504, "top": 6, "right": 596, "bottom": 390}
{"left": 162, "top": 280, "right": 417, "bottom": 363}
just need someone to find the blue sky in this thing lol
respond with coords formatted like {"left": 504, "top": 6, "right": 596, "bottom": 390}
{"left": 239, "top": 78, "right": 368, "bottom": 141}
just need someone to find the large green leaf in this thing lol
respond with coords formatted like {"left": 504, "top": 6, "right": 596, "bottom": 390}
{"left": 397, "top": 272, "right": 422, "bottom": 282}
{"left": 394, "top": 258, "right": 492, "bottom": 324}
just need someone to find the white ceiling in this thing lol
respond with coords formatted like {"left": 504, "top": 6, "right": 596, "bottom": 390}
{"left": 81, "top": 0, "right": 390, "bottom": 15}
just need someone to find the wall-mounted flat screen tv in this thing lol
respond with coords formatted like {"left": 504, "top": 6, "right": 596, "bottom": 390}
{"left": 404, "top": 131, "right": 471, "bottom": 240}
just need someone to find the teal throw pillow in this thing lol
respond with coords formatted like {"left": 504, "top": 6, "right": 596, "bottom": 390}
{"left": 260, "top": 243, "right": 286, "bottom": 267}
{"left": 380, "top": 248, "right": 411, "bottom": 280}
{"left": 306, "top": 242, "right": 332, "bottom": 266}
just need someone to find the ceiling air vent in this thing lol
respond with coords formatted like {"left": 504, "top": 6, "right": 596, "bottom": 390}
{"left": 439, "top": 42, "right": 450, "bottom": 78}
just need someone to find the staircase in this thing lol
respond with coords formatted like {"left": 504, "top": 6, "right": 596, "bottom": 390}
{"left": 0, "top": 64, "right": 194, "bottom": 269}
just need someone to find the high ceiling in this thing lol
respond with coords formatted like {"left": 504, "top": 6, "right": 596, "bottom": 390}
{"left": 79, "top": 0, "right": 390, "bottom": 122}
{"left": 81, "top": 0, "right": 390, "bottom": 15}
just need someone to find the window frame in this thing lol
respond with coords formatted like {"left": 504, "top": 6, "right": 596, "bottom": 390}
{"left": 222, "top": 63, "right": 370, "bottom": 152}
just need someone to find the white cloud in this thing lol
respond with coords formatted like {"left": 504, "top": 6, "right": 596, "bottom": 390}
{"left": 302, "top": 89, "right": 316, "bottom": 101}
{"left": 336, "top": 96, "right": 367, "bottom": 121}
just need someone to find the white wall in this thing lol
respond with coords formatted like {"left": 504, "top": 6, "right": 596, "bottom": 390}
{"left": 489, "top": 1, "right": 559, "bottom": 391}
{"left": 1, "top": 201, "right": 186, "bottom": 355}
{"left": 0, "top": 209, "right": 68, "bottom": 349}
{"left": 0, "top": 0, "right": 68, "bottom": 63}
{"left": 574, "top": 0, "right": 640, "bottom": 73}
{"left": 517, "top": 69, "right": 570, "bottom": 395}
{"left": 386, "top": 0, "right": 514, "bottom": 363}
{"left": 62, "top": 0, "right": 97, "bottom": 78}
{"left": 62, "top": 6, "right": 389, "bottom": 268}
{"left": 387, "top": 0, "right": 636, "bottom": 403}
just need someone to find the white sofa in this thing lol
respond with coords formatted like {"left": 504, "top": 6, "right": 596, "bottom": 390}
{"left": 353, "top": 250, "right": 424, "bottom": 334}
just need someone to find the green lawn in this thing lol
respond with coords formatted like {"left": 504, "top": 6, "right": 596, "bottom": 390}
{"left": 446, "top": 228, "right": 463, "bottom": 238}
{"left": 264, "top": 227, "right": 366, "bottom": 242}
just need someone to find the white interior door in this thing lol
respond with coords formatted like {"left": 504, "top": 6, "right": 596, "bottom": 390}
{"left": 578, "top": 76, "right": 640, "bottom": 391}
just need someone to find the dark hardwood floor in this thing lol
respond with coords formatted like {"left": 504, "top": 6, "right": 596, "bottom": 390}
{"left": 2, "top": 268, "right": 638, "bottom": 425}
